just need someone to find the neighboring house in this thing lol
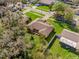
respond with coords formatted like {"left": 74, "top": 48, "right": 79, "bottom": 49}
{"left": 39, "top": 0, "right": 56, "bottom": 5}
{"left": 60, "top": 29, "right": 79, "bottom": 51}
{"left": 73, "top": 15, "right": 79, "bottom": 26}
{"left": 27, "top": 19, "right": 54, "bottom": 37}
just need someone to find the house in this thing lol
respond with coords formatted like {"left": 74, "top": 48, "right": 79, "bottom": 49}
{"left": 60, "top": 29, "right": 79, "bottom": 51}
{"left": 27, "top": 19, "right": 54, "bottom": 37}
{"left": 73, "top": 15, "right": 79, "bottom": 26}
{"left": 39, "top": 0, "right": 56, "bottom": 5}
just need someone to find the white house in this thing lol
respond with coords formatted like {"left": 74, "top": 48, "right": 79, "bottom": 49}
{"left": 60, "top": 29, "right": 79, "bottom": 50}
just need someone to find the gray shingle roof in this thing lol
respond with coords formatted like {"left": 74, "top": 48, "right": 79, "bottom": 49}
{"left": 39, "top": 0, "right": 54, "bottom": 5}
{"left": 61, "top": 29, "right": 79, "bottom": 42}
{"left": 27, "top": 19, "right": 54, "bottom": 37}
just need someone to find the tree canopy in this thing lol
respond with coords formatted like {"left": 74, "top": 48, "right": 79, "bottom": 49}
{"left": 52, "top": 2, "right": 74, "bottom": 20}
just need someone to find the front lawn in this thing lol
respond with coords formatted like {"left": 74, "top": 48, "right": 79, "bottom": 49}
{"left": 25, "top": 11, "right": 44, "bottom": 20}
{"left": 37, "top": 6, "right": 50, "bottom": 12}
{"left": 50, "top": 39, "right": 79, "bottom": 59}
{"left": 47, "top": 18, "right": 79, "bottom": 59}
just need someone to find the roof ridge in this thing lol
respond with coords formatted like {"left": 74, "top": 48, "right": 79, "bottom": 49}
{"left": 63, "top": 29, "right": 79, "bottom": 37}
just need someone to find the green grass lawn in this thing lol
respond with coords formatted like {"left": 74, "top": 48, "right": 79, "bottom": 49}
{"left": 47, "top": 18, "right": 69, "bottom": 34}
{"left": 50, "top": 39, "right": 79, "bottom": 59}
{"left": 47, "top": 18, "right": 79, "bottom": 59}
{"left": 37, "top": 6, "right": 50, "bottom": 12}
{"left": 47, "top": 18, "right": 78, "bottom": 34}
{"left": 25, "top": 11, "right": 44, "bottom": 21}
{"left": 25, "top": 9, "right": 79, "bottom": 59}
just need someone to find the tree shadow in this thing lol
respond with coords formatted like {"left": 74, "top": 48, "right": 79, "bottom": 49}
{"left": 67, "top": 25, "right": 79, "bottom": 32}
{"left": 46, "top": 31, "right": 56, "bottom": 42}
{"left": 60, "top": 42, "right": 79, "bottom": 55}
{"left": 53, "top": 20, "right": 65, "bottom": 28}
{"left": 44, "top": 33, "right": 57, "bottom": 52}
{"left": 54, "top": 20, "right": 79, "bottom": 33}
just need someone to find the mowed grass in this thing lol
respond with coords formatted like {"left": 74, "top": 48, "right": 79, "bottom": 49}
{"left": 25, "top": 11, "right": 44, "bottom": 20}
{"left": 24, "top": 33, "right": 42, "bottom": 46}
{"left": 47, "top": 18, "right": 78, "bottom": 34}
{"left": 25, "top": 10, "right": 79, "bottom": 59}
{"left": 37, "top": 6, "right": 50, "bottom": 12}
{"left": 47, "top": 18, "right": 79, "bottom": 59}
{"left": 50, "top": 39, "right": 79, "bottom": 59}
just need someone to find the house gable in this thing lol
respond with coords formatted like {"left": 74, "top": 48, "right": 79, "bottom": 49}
{"left": 60, "top": 37, "right": 77, "bottom": 48}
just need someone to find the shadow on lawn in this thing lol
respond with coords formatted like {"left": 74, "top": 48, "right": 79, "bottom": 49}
{"left": 44, "top": 32, "right": 57, "bottom": 53}
{"left": 49, "top": 20, "right": 79, "bottom": 55}
{"left": 60, "top": 42, "right": 79, "bottom": 55}
{"left": 53, "top": 20, "right": 65, "bottom": 28}
{"left": 46, "top": 31, "right": 56, "bottom": 42}
{"left": 54, "top": 20, "right": 79, "bottom": 32}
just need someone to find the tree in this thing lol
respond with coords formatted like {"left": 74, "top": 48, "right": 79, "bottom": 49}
{"left": 52, "top": 2, "right": 67, "bottom": 12}
{"left": 21, "top": 0, "right": 27, "bottom": 4}
{"left": 6, "top": 0, "right": 21, "bottom": 4}
{"left": 52, "top": 2, "right": 74, "bottom": 21}
{"left": 22, "top": 0, "right": 39, "bottom": 4}
{"left": 72, "top": 0, "right": 79, "bottom": 4}
{"left": 64, "top": 8, "right": 74, "bottom": 21}
{"left": 0, "top": 10, "right": 30, "bottom": 59}
{"left": 0, "top": 0, "right": 6, "bottom": 5}
{"left": 0, "top": 6, "right": 6, "bottom": 18}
